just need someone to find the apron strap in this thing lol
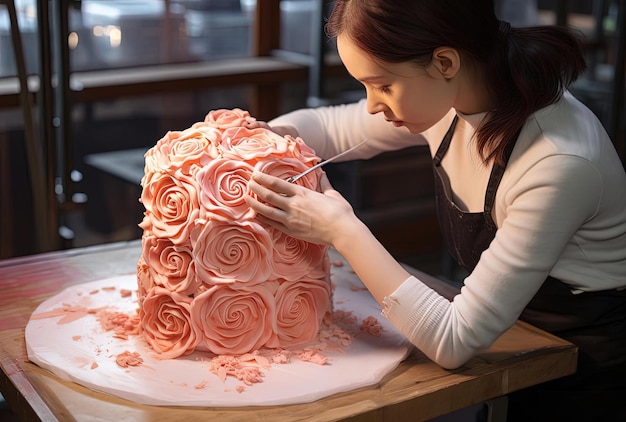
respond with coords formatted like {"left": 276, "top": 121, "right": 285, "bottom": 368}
{"left": 483, "top": 127, "right": 521, "bottom": 227}
{"left": 433, "top": 115, "right": 458, "bottom": 166}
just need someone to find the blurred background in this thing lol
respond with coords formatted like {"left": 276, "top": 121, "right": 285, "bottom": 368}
{"left": 0, "top": 0, "right": 624, "bottom": 273}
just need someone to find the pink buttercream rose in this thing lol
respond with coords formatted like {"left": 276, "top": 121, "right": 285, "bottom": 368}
{"left": 190, "top": 219, "right": 273, "bottom": 284}
{"left": 140, "top": 286, "right": 198, "bottom": 359}
{"left": 144, "top": 127, "right": 220, "bottom": 176}
{"left": 311, "top": 250, "right": 332, "bottom": 281}
{"left": 136, "top": 256, "right": 153, "bottom": 301}
{"left": 285, "top": 135, "right": 320, "bottom": 165}
{"left": 220, "top": 127, "right": 291, "bottom": 161}
{"left": 191, "top": 120, "right": 226, "bottom": 142}
{"left": 143, "top": 151, "right": 161, "bottom": 181}
{"left": 142, "top": 235, "right": 199, "bottom": 296}
{"left": 143, "top": 134, "right": 173, "bottom": 176}
{"left": 141, "top": 171, "right": 200, "bottom": 244}
{"left": 138, "top": 214, "right": 153, "bottom": 235}
{"left": 191, "top": 283, "right": 277, "bottom": 355}
{"left": 269, "top": 227, "right": 328, "bottom": 281}
{"left": 195, "top": 158, "right": 255, "bottom": 221}
{"left": 204, "top": 108, "right": 256, "bottom": 130}
{"left": 165, "top": 128, "right": 221, "bottom": 176}
{"left": 273, "top": 277, "right": 331, "bottom": 346}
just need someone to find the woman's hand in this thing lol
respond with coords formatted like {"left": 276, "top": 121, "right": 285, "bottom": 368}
{"left": 245, "top": 171, "right": 357, "bottom": 246}
{"left": 247, "top": 170, "right": 411, "bottom": 305}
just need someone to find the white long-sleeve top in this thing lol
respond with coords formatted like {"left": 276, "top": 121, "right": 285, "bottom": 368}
{"left": 270, "top": 92, "right": 626, "bottom": 368}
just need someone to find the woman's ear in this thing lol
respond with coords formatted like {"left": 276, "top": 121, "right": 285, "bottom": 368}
{"left": 432, "top": 47, "right": 461, "bottom": 79}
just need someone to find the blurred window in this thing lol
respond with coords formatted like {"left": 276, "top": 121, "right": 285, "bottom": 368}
{"left": 0, "top": 0, "right": 331, "bottom": 78}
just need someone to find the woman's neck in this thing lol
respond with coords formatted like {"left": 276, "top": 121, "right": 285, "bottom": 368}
{"left": 453, "top": 63, "right": 493, "bottom": 115}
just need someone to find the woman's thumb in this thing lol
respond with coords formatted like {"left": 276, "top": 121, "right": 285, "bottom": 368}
{"left": 318, "top": 172, "right": 334, "bottom": 192}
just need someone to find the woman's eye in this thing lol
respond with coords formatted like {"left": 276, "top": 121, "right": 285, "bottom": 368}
{"left": 377, "top": 86, "right": 391, "bottom": 94}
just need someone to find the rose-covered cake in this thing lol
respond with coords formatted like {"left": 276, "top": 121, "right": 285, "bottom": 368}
{"left": 137, "top": 108, "right": 332, "bottom": 359}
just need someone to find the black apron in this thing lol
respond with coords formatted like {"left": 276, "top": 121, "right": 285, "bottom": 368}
{"left": 433, "top": 116, "right": 626, "bottom": 421}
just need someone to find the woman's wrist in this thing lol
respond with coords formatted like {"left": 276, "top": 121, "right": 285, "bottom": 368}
{"left": 331, "top": 216, "right": 371, "bottom": 256}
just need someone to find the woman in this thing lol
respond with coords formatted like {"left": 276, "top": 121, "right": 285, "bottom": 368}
{"left": 245, "top": 0, "right": 626, "bottom": 419}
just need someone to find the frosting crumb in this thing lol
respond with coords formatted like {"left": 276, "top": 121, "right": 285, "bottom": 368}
{"left": 359, "top": 316, "right": 383, "bottom": 337}
{"left": 116, "top": 351, "right": 143, "bottom": 368}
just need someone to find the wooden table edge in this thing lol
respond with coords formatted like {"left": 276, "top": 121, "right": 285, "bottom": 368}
{"left": 0, "top": 347, "right": 58, "bottom": 422}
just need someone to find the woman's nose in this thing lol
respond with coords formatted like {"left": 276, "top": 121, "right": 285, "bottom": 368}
{"left": 366, "top": 93, "right": 386, "bottom": 115}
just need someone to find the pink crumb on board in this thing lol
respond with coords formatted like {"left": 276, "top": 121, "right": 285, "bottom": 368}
{"left": 116, "top": 351, "right": 143, "bottom": 368}
{"left": 359, "top": 316, "right": 383, "bottom": 337}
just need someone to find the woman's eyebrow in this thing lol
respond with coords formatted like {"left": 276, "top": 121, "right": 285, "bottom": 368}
{"left": 359, "top": 76, "right": 387, "bottom": 83}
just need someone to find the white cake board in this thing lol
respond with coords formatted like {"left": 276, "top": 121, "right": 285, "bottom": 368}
{"left": 25, "top": 264, "right": 411, "bottom": 407}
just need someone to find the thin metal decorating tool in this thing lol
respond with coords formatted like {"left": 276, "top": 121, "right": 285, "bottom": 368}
{"left": 286, "top": 139, "right": 369, "bottom": 183}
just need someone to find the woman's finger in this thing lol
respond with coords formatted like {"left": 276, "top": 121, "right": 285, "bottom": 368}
{"left": 319, "top": 172, "right": 333, "bottom": 192}
{"left": 251, "top": 171, "right": 299, "bottom": 196}
{"left": 245, "top": 192, "right": 287, "bottom": 220}
{"left": 247, "top": 179, "right": 291, "bottom": 210}
{"left": 317, "top": 173, "right": 346, "bottom": 201}
{"left": 253, "top": 211, "right": 289, "bottom": 232}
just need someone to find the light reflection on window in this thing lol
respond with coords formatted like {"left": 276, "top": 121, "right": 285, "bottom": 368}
{"left": 68, "top": 31, "right": 79, "bottom": 50}
{"left": 92, "top": 25, "right": 122, "bottom": 48}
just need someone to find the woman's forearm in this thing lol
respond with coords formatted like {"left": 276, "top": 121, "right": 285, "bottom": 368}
{"left": 332, "top": 218, "right": 411, "bottom": 304}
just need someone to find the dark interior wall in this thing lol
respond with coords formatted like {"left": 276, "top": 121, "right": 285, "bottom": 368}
{"left": 537, "top": 0, "right": 594, "bottom": 14}
{"left": 1, "top": 129, "right": 36, "bottom": 257}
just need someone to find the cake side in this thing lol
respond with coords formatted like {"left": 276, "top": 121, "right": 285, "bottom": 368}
{"left": 137, "top": 108, "right": 332, "bottom": 359}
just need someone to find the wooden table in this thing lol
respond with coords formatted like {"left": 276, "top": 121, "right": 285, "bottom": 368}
{"left": 0, "top": 240, "right": 577, "bottom": 421}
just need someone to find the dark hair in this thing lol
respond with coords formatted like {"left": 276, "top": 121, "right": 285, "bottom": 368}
{"left": 326, "top": 0, "right": 587, "bottom": 165}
